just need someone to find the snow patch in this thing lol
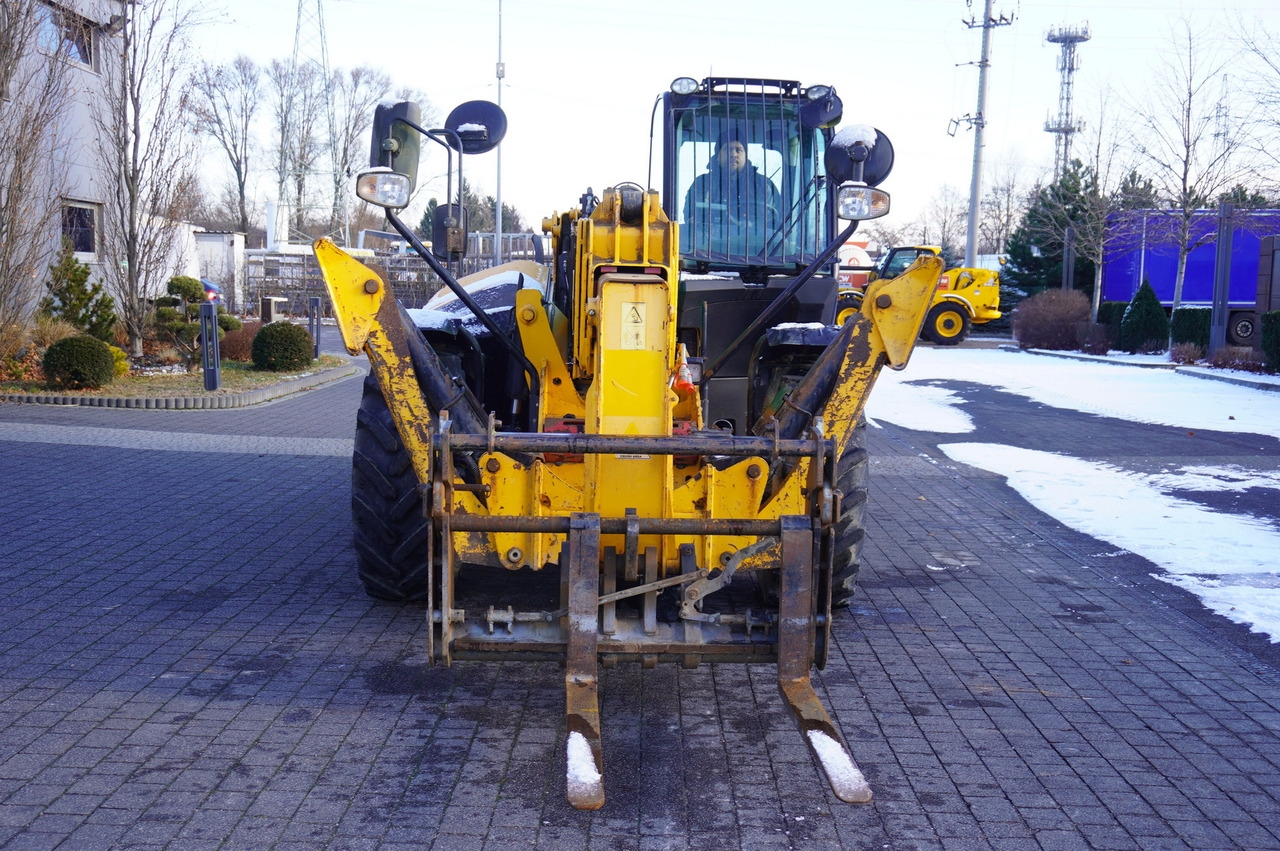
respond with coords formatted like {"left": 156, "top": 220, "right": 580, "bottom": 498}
{"left": 866, "top": 380, "right": 974, "bottom": 434}
{"left": 566, "top": 731, "right": 602, "bottom": 802}
{"left": 772, "top": 322, "right": 827, "bottom": 331}
{"left": 832, "top": 124, "right": 877, "bottom": 149}
{"left": 871, "top": 347, "right": 1280, "bottom": 440}
{"left": 805, "top": 729, "right": 869, "bottom": 801}
{"left": 939, "top": 442, "right": 1280, "bottom": 641}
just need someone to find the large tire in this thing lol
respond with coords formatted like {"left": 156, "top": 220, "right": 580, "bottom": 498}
{"left": 1229, "top": 312, "right": 1257, "bottom": 346}
{"left": 924, "top": 302, "right": 971, "bottom": 345}
{"left": 835, "top": 291, "right": 862, "bottom": 327}
{"left": 351, "top": 374, "right": 434, "bottom": 601}
{"left": 831, "top": 422, "right": 868, "bottom": 607}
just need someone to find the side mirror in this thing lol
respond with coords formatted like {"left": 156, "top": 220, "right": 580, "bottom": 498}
{"left": 432, "top": 203, "right": 468, "bottom": 262}
{"left": 825, "top": 126, "right": 894, "bottom": 187}
{"left": 369, "top": 101, "right": 422, "bottom": 194}
{"left": 444, "top": 100, "right": 508, "bottom": 154}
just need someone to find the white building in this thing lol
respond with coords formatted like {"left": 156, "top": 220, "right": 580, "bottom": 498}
{"left": 38, "top": 0, "right": 127, "bottom": 282}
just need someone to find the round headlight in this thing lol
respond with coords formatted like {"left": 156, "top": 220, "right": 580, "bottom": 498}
{"left": 806, "top": 84, "right": 833, "bottom": 100}
{"left": 836, "top": 184, "right": 890, "bottom": 221}
{"left": 355, "top": 169, "right": 412, "bottom": 209}
{"left": 670, "top": 77, "right": 699, "bottom": 95}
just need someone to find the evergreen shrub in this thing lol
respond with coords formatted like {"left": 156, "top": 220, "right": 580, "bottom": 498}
{"left": 108, "top": 345, "right": 130, "bottom": 377}
{"left": 1096, "top": 301, "right": 1127, "bottom": 343}
{"left": 1170, "top": 307, "right": 1211, "bottom": 348}
{"left": 1261, "top": 311, "right": 1280, "bottom": 372}
{"left": 252, "top": 322, "right": 313, "bottom": 371}
{"left": 38, "top": 240, "right": 117, "bottom": 342}
{"left": 43, "top": 336, "right": 115, "bottom": 389}
{"left": 1011, "top": 289, "right": 1090, "bottom": 350}
{"left": 166, "top": 276, "right": 204, "bottom": 303}
{"left": 1119, "top": 281, "right": 1169, "bottom": 353}
{"left": 217, "top": 313, "right": 243, "bottom": 333}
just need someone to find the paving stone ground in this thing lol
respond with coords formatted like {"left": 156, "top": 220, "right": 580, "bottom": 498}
{"left": 1, "top": 367, "right": 1278, "bottom": 850}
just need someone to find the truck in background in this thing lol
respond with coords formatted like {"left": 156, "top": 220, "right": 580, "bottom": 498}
{"left": 1101, "top": 209, "right": 1280, "bottom": 347}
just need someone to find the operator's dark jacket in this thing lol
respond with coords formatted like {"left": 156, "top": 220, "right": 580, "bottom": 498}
{"left": 683, "top": 161, "right": 780, "bottom": 230}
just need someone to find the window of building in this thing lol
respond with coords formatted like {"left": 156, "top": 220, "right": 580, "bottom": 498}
{"left": 62, "top": 202, "right": 97, "bottom": 255}
{"left": 38, "top": 3, "right": 94, "bottom": 68}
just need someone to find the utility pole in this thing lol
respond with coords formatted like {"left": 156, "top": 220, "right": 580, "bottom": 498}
{"left": 954, "top": 0, "right": 1013, "bottom": 268}
{"left": 494, "top": 0, "right": 504, "bottom": 268}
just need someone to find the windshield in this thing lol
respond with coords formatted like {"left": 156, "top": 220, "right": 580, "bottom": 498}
{"left": 672, "top": 97, "right": 827, "bottom": 270}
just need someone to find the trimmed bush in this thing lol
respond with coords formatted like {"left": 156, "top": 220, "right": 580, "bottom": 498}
{"left": 1096, "top": 301, "right": 1127, "bottom": 343}
{"left": 1119, "top": 281, "right": 1169, "bottom": 353}
{"left": 1261, "top": 311, "right": 1280, "bottom": 372}
{"left": 252, "top": 321, "right": 313, "bottom": 371}
{"left": 1012, "top": 289, "right": 1090, "bottom": 350}
{"left": 220, "top": 321, "right": 261, "bottom": 362}
{"left": 1171, "top": 307, "right": 1211, "bottom": 348}
{"left": 217, "top": 313, "right": 243, "bottom": 333}
{"left": 43, "top": 335, "right": 115, "bottom": 389}
{"left": 166, "top": 275, "right": 204, "bottom": 303}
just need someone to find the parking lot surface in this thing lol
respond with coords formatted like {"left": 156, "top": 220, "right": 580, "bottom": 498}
{"left": 1, "top": 369, "right": 1278, "bottom": 850}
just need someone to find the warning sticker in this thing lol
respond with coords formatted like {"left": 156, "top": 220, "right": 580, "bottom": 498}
{"left": 620, "top": 302, "right": 646, "bottom": 349}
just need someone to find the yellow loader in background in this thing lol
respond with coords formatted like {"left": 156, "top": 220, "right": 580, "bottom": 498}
{"left": 312, "top": 78, "right": 939, "bottom": 809}
{"left": 838, "top": 244, "right": 1002, "bottom": 344}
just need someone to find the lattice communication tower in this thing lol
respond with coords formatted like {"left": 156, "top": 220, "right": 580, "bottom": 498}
{"left": 1044, "top": 24, "right": 1090, "bottom": 182}
{"left": 280, "top": 0, "right": 342, "bottom": 243}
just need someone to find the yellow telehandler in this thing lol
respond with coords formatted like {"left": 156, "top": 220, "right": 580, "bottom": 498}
{"left": 837, "top": 245, "right": 1002, "bottom": 344}
{"left": 312, "top": 78, "right": 939, "bottom": 809}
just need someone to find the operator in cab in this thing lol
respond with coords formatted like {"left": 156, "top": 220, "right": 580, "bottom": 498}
{"left": 683, "top": 129, "right": 781, "bottom": 245}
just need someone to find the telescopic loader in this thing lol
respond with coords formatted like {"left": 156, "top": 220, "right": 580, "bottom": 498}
{"left": 312, "top": 77, "right": 939, "bottom": 808}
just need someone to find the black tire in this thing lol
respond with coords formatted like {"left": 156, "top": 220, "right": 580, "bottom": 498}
{"left": 835, "top": 291, "right": 862, "bottom": 326}
{"left": 924, "top": 302, "right": 971, "bottom": 345}
{"left": 831, "top": 422, "right": 868, "bottom": 607}
{"left": 351, "top": 374, "right": 434, "bottom": 601}
{"left": 1229, "top": 312, "right": 1257, "bottom": 346}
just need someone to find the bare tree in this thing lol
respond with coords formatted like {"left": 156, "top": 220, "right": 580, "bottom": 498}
{"left": 93, "top": 0, "right": 202, "bottom": 356}
{"left": 328, "top": 65, "right": 395, "bottom": 241}
{"left": 266, "top": 58, "right": 327, "bottom": 239}
{"left": 1236, "top": 18, "right": 1280, "bottom": 189}
{"left": 919, "top": 185, "right": 967, "bottom": 265}
{"left": 977, "top": 160, "right": 1026, "bottom": 255}
{"left": 1129, "top": 19, "right": 1258, "bottom": 310}
{"left": 191, "top": 54, "right": 261, "bottom": 234}
{"left": 0, "top": 0, "right": 72, "bottom": 336}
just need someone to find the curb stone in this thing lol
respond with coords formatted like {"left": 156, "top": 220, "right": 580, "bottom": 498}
{"left": 0, "top": 362, "right": 362, "bottom": 409}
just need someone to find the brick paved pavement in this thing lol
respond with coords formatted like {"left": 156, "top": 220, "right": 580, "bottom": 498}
{"left": 1, "top": 372, "right": 1278, "bottom": 849}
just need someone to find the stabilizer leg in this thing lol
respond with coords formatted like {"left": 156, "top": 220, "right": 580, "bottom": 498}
{"left": 565, "top": 513, "right": 605, "bottom": 809}
{"left": 777, "top": 516, "right": 873, "bottom": 803}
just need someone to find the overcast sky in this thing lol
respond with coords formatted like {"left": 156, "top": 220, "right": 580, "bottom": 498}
{"left": 203, "top": 0, "right": 1278, "bottom": 231}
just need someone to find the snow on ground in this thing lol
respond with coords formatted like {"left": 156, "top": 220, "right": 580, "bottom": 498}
{"left": 868, "top": 347, "right": 1280, "bottom": 439}
{"left": 866, "top": 348, "right": 1280, "bottom": 643}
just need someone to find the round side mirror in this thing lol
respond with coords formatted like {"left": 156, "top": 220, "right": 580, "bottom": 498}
{"left": 825, "top": 127, "right": 895, "bottom": 187}
{"left": 445, "top": 101, "right": 508, "bottom": 154}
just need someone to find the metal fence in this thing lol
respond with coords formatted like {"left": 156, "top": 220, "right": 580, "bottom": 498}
{"left": 244, "top": 233, "right": 552, "bottom": 317}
